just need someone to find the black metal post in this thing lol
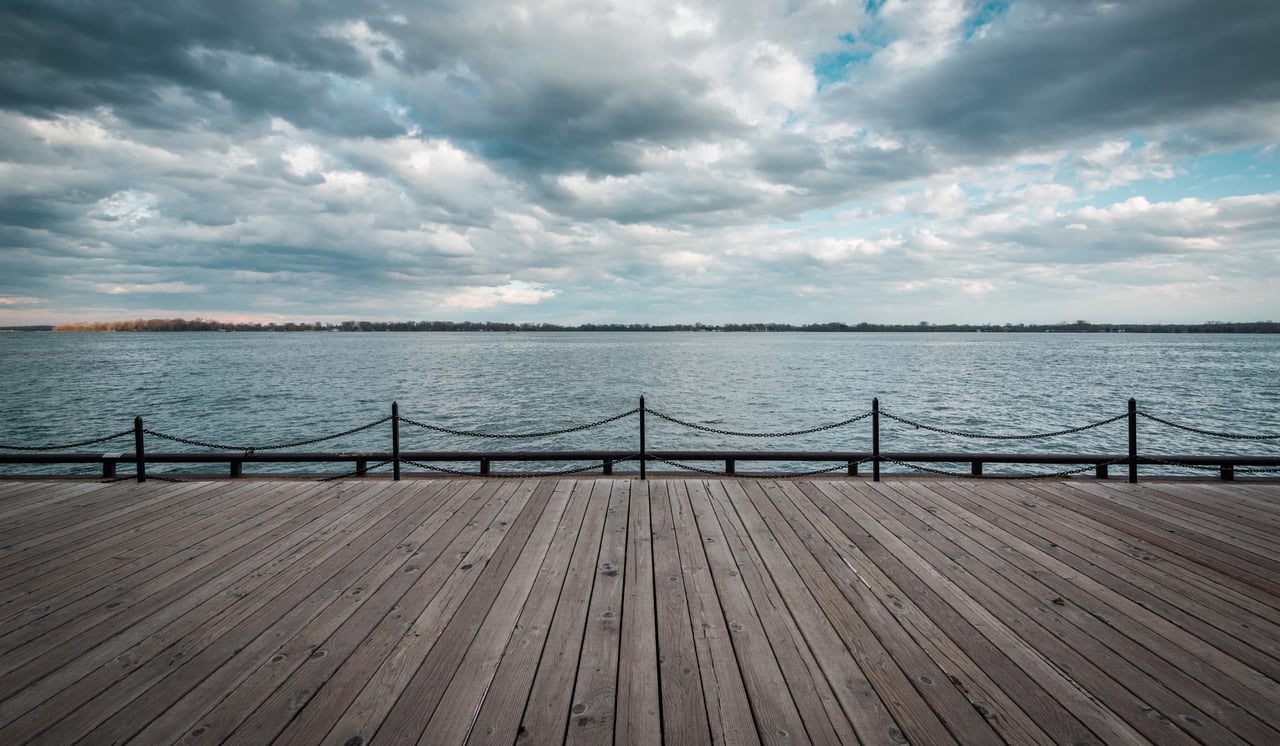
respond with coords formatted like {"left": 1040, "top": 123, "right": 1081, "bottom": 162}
{"left": 872, "top": 398, "right": 881, "bottom": 482}
{"left": 134, "top": 416, "right": 146, "bottom": 483}
{"left": 392, "top": 401, "right": 401, "bottom": 481}
{"left": 1128, "top": 398, "right": 1138, "bottom": 484}
{"left": 639, "top": 395, "right": 647, "bottom": 481}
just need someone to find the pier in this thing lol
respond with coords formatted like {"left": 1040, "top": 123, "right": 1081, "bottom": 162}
{"left": 1, "top": 477, "right": 1277, "bottom": 744}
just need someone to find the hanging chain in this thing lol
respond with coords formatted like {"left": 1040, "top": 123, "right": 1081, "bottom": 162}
{"left": 645, "top": 409, "right": 872, "bottom": 438}
{"left": 397, "top": 408, "right": 639, "bottom": 439}
{"left": 882, "top": 457, "right": 1126, "bottom": 480}
{"left": 1136, "top": 411, "right": 1280, "bottom": 440}
{"left": 879, "top": 411, "right": 1127, "bottom": 440}
{"left": 0, "top": 428, "right": 134, "bottom": 451}
{"left": 399, "top": 456, "right": 636, "bottom": 478}
{"left": 648, "top": 456, "right": 864, "bottom": 478}
{"left": 144, "top": 416, "right": 392, "bottom": 452}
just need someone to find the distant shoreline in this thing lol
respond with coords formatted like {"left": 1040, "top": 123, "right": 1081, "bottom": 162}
{"left": 7, "top": 319, "right": 1278, "bottom": 334}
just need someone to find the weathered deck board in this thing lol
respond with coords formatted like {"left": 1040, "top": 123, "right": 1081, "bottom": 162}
{"left": 0, "top": 477, "right": 1277, "bottom": 744}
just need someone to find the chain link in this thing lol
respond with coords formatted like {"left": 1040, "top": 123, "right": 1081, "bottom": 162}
{"left": 646, "top": 409, "right": 872, "bottom": 438}
{"left": 1137, "top": 456, "right": 1280, "bottom": 475}
{"left": 0, "top": 428, "right": 135, "bottom": 452}
{"left": 143, "top": 416, "right": 392, "bottom": 452}
{"left": 1234, "top": 465, "right": 1280, "bottom": 474}
{"left": 399, "top": 456, "right": 636, "bottom": 478}
{"left": 1136, "top": 411, "right": 1280, "bottom": 440}
{"left": 648, "top": 456, "right": 863, "bottom": 478}
{"left": 880, "top": 411, "right": 1127, "bottom": 440}
{"left": 397, "top": 408, "right": 639, "bottom": 439}
{"left": 882, "top": 457, "right": 1125, "bottom": 480}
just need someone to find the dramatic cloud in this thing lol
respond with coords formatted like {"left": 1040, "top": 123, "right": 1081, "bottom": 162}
{"left": 1, "top": 0, "right": 1278, "bottom": 325}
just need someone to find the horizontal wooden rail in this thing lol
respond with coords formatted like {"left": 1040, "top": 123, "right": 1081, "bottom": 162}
{"left": 3, "top": 449, "right": 1278, "bottom": 480}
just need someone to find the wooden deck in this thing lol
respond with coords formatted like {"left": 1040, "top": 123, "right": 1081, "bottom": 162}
{"left": 0, "top": 478, "right": 1277, "bottom": 745}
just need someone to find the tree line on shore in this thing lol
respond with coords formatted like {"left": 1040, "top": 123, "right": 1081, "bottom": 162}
{"left": 35, "top": 318, "right": 1280, "bottom": 333}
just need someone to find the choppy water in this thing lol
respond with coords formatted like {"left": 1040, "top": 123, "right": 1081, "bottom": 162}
{"left": 2, "top": 331, "right": 1277, "bottom": 475}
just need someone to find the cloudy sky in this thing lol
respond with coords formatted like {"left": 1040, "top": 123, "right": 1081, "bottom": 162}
{"left": 2, "top": 0, "right": 1278, "bottom": 326}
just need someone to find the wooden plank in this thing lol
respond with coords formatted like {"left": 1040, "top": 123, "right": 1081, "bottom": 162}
{"left": 867, "top": 479, "right": 1188, "bottom": 745}
{"left": 715, "top": 480, "right": 901, "bottom": 745}
{"left": 703, "top": 480, "right": 859, "bottom": 745}
{"left": 265, "top": 480, "right": 505, "bottom": 746}
{"left": 749, "top": 479, "right": 991, "bottom": 744}
{"left": 668, "top": 480, "right": 758, "bottom": 746}
{"left": 891, "top": 480, "right": 1246, "bottom": 745}
{"left": 515, "top": 480, "right": 613, "bottom": 745}
{"left": 0, "top": 481, "right": 150, "bottom": 531}
{"left": 1084, "top": 483, "right": 1280, "bottom": 557}
{"left": 563, "top": 480, "right": 631, "bottom": 745}
{"left": 0, "top": 479, "right": 350, "bottom": 706}
{"left": 413, "top": 479, "right": 570, "bottom": 742}
{"left": 685, "top": 479, "right": 815, "bottom": 744}
{"left": 0, "top": 479, "right": 407, "bottom": 741}
{"left": 25, "top": 480, "right": 434, "bottom": 744}
{"left": 1002, "top": 481, "right": 1280, "bottom": 669}
{"left": 1037, "top": 482, "right": 1280, "bottom": 598}
{"left": 418, "top": 479, "right": 575, "bottom": 743}
{"left": 649, "top": 480, "right": 712, "bottom": 745}
{"left": 130, "top": 480, "right": 477, "bottom": 744}
{"left": 384, "top": 480, "right": 562, "bottom": 737}
{"left": 0, "top": 479, "right": 289, "bottom": 639}
{"left": 0, "top": 479, "right": 229, "bottom": 551}
{"left": 369, "top": 479, "right": 559, "bottom": 744}
{"left": 613, "top": 476, "right": 660, "bottom": 746}
{"left": 0, "top": 481, "right": 186, "bottom": 553}
{"left": 944, "top": 480, "right": 1280, "bottom": 724}
{"left": 0, "top": 478, "right": 1276, "bottom": 745}
{"left": 465, "top": 480, "right": 597, "bottom": 746}
{"left": 316, "top": 480, "right": 539, "bottom": 746}
{"left": 1140, "top": 483, "right": 1280, "bottom": 545}
{"left": 808, "top": 479, "right": 1118, "bottom": 745}
{"left": 0, "top": 479, "right": 234, "bottom": 585}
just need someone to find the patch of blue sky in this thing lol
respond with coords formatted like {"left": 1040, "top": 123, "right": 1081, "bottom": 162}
{"left": 812, "top": 30, "right": 885, "bottom": 89}
{"left": 964, "top": 1, "right": 1010, "bottom": 40}
{"left": 1178, "top": 148, "right": 1277, "bottom": 197}
{"left": 769, "top": 203, "right": 914, "bottom": 242}
{"left": 1079, "top": 148, "right": 1276, "bottom": 206}
{"left": 813, "top": 48, "right": 873, "bottom": 89}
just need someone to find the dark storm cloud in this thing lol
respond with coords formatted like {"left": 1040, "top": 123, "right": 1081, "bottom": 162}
{"left": 850, "top": 0, "right": 1280, "bottom": 156}
{"left": 0, "top": 0, "right": 392, "bottom": 135}
{"left": 448, "top": 72, "right": 741, "bottom": 177}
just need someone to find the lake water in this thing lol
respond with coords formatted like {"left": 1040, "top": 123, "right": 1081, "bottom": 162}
{"left": 2, "top": 331, "right": 1278, "bottom": 475}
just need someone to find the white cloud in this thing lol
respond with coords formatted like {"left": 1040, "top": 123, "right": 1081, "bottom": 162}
{"left": 97, "top": 282, "right": 205, "bottom": 295}
{"left": 0, "top": 0, "right": 1277, "bottom": 325}
{"left": 437, "top": 281, "right": 557, "bottom": 310}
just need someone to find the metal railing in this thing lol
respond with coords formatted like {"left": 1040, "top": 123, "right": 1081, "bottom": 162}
{"left": 1, "top": 397, "right": 1277, "bottom": 482}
